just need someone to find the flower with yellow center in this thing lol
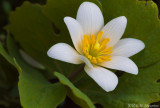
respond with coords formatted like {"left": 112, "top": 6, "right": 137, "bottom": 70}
{"left": 47, "top": 2, "right": 145, "bottom": 92}
{"left": 82, "top": 31, "right": 113, "bottom": 64}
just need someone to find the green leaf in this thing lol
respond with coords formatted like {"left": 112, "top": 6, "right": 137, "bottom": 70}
{"left": 54, "top": 72, "right": 95, "bottom": 108}
{"left": 102, "top": 0, "right": 160, "bottom": 67}
{"left": 7, "top": 36, "right": 67, "bottom": 108}
{"left": 18, "top": 68, "right": 66, "bottom": 108}
{"left": 7, "top": 2, "right": 61, "bottom": 76}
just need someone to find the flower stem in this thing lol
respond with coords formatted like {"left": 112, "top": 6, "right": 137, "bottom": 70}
{"left": 68, "top": 64, "right": 85, "bottom": 80}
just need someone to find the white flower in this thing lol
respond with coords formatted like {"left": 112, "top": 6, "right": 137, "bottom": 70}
{"left": 47, "top": 2, "right": 145, "bottom": 92}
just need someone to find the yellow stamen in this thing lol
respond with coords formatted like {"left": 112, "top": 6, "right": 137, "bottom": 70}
{"left": 96, "top": 31, "right": 103, "bottom": 41}
{"left": 82, "top": 31, "right": 113, "bottom": 64}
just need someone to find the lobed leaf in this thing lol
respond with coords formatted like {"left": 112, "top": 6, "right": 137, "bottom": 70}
{"left": 7, "top": 36, "right": 67, "bottom": 108}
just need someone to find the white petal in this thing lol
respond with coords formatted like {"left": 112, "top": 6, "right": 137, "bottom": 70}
{"left": 64, "top": 17, "right": 84, "bottom": 54}
{"left": 78, "top": 55, "right": 93, "bottom": 68}
{"left": 99, "top": 56, "right": 138, "bottom": 75}
{"left": 112, "top": 38, "right": 145, "bottom": 57}
{"left": 102, "top": 16, "right": 127, "bottom": 47}
{"left": 76, "top": 2, "right": 104, "bottom": 35}
{"left": 47, "top": 43, "right": 82, "bottom": 64}
{"left": 84, "top": 65, "right": 118, "bottom": 92}
{"left": 19, "top": 50, "right": 45, "bottom": 69}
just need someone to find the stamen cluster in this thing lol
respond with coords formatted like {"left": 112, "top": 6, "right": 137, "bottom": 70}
{"left": 82, "top": 31, "right": 113, "bottom": 64}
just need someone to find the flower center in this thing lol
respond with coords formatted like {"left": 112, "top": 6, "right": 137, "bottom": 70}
{"left": 82, "top": 31, "right": 113, "bottom": 64}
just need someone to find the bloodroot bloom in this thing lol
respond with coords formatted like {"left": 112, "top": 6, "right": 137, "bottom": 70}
{"left": 47, "top": 2, "right": 145, "bottom": 92}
